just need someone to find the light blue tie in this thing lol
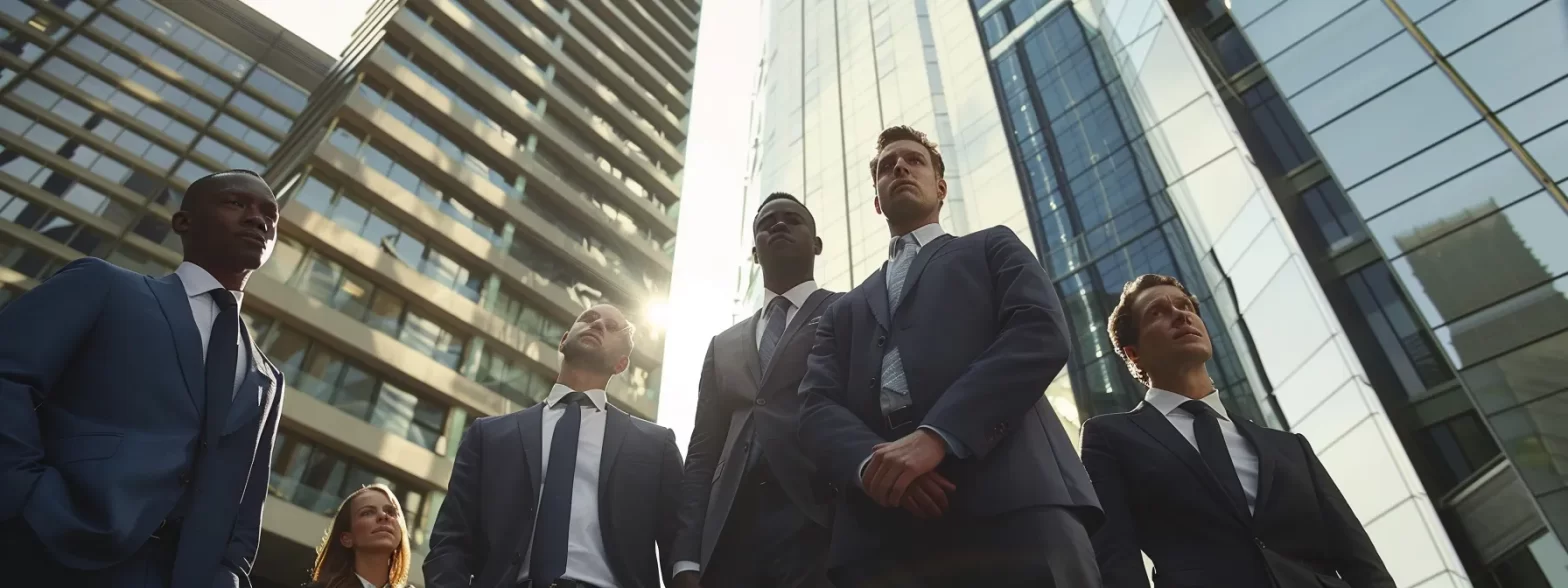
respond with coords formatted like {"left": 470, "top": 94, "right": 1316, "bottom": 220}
{"left": 880, "top": 234, "right": 919, "bottom": 415}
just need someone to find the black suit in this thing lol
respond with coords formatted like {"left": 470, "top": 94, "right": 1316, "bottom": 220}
{"left": 676, "top": 289, "right": 841, "bottom": 587}
{"left": 797, "top": 226, "right": 1102, "bottom": 587}
{"left": 423, "top": 401, "right": 683, "bottom": 588}
{"left": 1082, "top": 402, "right": 1396, "bottom": 588}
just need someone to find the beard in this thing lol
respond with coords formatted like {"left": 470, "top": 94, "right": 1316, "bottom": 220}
{"left": 562, "top": 338, "right": 619, "bottom": 374}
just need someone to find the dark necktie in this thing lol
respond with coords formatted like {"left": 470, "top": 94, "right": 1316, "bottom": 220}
{"left": 1180, "top": 400, "right": 1248, "bottom": 516}
{"left": 205, "top": 289, "right": 239, "bottom": 410}
{"left": 530, "top": 391, "right": 593, "bottom": 584}
{"left": 758, "top": 296, "right": 791, "bottom": 372}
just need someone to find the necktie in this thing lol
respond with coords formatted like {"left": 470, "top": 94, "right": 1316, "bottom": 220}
{"left": 879, "top": 235, "right": 918, "bottom": 415}
{"left": 1180, "top": 400, "right": 1249, "bottom": 516}
{"left": 530, "top": 391, "right": 592, "bottom": 583}
{"left": 758, "top": 295, "right": 792, "bottom": 372}
{"left": 205, "top": 289, "right": 239, "bottom": 410}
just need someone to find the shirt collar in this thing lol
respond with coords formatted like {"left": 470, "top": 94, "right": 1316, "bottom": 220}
{"left": 763, "top": 280, "right": 818, "bottom": 312}
{"left": 175, "top": 261, "right": 244, "bottom": 308}
{"left": 888, "top": 223, "right": 947, "bottom": 259}
{"left": 546, "top": 383, "right": 607, "bottom": 411}
{"left": 355, "top": 574, "right": 385, "bottom": 588}
{"left": 1145, "top": 387, "right": 1230, "bottom": 422}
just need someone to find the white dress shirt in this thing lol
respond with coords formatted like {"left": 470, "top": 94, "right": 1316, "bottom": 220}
{"left": 519, "top": 384, "right": 618, "bottom": 588}
{"left": 674, "top": 281, "right": 822, "bottom": 577}
{"left": 355, "top": 574, "right": 387, "bottom": 588}
{"left": 1143, "top": 387, "right": 1260, "bottom": 513}
{"left": 753, "top": 280, "right": 819, "bottom": 349}
{"left": 174, "top": 262, "right": 250, "bottom": 397}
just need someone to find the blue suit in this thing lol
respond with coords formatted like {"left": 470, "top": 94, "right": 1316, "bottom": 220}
{"left": 0, "top": 257, "right": 284, "bottom": 587}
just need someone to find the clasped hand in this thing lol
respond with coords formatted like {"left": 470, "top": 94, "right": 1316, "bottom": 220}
{"left": 860, "top": 429, "right": 957, "bottom": 519}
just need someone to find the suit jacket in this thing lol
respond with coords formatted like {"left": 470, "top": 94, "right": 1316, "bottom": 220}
{"left": 0, "top": 257, "right": 284, "bottom": 587}
{"left": 1082, "top": 403, "right": 1395, "bottom": 588}
{"left": 423, "top": 402, "right": 683, "bottom": 588}
{"left": 674, "top": 289, "right": 842, "bottom": 569}
{"left": 796, "top": 225, "right": 1102, "bottom": 566}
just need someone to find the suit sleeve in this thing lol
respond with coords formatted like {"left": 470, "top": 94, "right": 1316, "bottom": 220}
{"left": 657, "top": 427, "right": 684, "bottom": 586}
{"left": 221, "top": 370, "right": 286, "bottom": 585}
{"left": 672, "top": 341, "right": 724, "bottom": 567}
{"left": 1081, "top": 419, "right": 1149, "bottom": 588}
{"left": 0, "top": 258, "right": 111, "bottom": 520}
{"left": 798, "top": 299, "right": 888, "bottom": 491}
{"left": 920, "top": 227, "right": 1070, "bottom": 459}
{"left": 424, "top": 418, "right": 486, "bottom": 588}
{"left": 1299, "top": 434, "right": 1395, "bottom": 588}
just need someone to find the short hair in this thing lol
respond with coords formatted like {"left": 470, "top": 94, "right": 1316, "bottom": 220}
{"left": 868, "top": 125, "right": 945, "bottom": 181}
{"left": 756, "top": 191, "right": 815, "bottom": 226}
{"left": 1107, "top": 274, "right": 1200, "bottom": 385}
{"left": 180, "top": 169, "right": 266, "bottom": 212}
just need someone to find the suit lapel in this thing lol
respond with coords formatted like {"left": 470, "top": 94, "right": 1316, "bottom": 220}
{"left": 598, "top": 405, "right": 630, "bottom": 513}
{"left": 865, "top": 267, "right": 890, "bottom": 331}
{"left": 895, "top": 234, "right": 955, "bottom": 313}
{"left": 737, "top": 313, "right": 763, "bottom": 390}
{"left": 1235, "top": 419, "right": 1277, "bottom": 515}
{"left": 518, "top": 405, "right": 545, "bottom": 501}
{"left": 148, "top": 274, "right": 203, "bottom": 410}
{"left": 760, "top": 290, "right": 830, "bottom": 383}
{"left": 1130, "top": 403, "right": 1250, "bottom": 527}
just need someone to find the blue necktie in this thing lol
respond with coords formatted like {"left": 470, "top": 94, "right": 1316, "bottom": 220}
{"left": 880, "top": 235, "right": 918, "bottom": 415}
{"left": 758, "top": 295, "right": 791, "bottom": 372}
{"left": 530, "top": 391, "right": 591, "bottom": 583}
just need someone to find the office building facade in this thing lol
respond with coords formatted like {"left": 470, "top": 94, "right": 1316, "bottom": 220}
{"left": 975, "top": 0, "right": 1567, "bottom": 586}
{"left": 0, "top": 0, "right": 699, "bottom": 584}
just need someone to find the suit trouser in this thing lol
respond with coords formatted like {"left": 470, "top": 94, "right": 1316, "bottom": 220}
{"left": 703, "top": 465, "right": 833, "bottom": 588}
{"left": 3, "top": 518, "right": 176, "bottom": 588}
{"left": 830, "top": 506, "right": 1100, "bottom": 588}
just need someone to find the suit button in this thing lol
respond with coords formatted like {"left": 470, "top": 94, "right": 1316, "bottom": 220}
{"left": 200, "top": 441, "right": 209, "bottom": 450}
{"left": 178, "top": 472, "right": 191, "bottom": 485}
{"left": 869, "top": 376, "right": 879, "bottom": 390}
{"left": 756, "top": 398, "right": 766, "bottom": 406}
{"left": 1255, "top": 538, "right": 1266, "bottom": 549}
{"left": 876, "top": 335, "right": 886, "bottom": 346}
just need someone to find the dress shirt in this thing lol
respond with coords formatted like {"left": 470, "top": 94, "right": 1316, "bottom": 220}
{"left": 1144, "top": 387, "right": 1260, "bottom": 513}
{"left": 519, "top": 384, "right": 618, "bottom": 588}
{"left": 857, "top": 224, "right": 966, "bottom": 490}
{"left": 753, "top": 280, "right": 819, "bottom": 349}
{"left": 355, "top": 574, "right": 387, "bottom": 588}
{"left": 174, "top": 262, "right": 250, "bottom": 398}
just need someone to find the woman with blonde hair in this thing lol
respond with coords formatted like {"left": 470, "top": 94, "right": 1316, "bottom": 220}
{"left": 305, "top": 484, "right": 414, "bottom": 588}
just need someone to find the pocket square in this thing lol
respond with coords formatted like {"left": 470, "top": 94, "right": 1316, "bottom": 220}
{"left": 808, "top": 317, "right": 821, "bottom": 325}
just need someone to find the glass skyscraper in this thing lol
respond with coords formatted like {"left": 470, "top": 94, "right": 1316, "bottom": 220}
{"left": 0, "top": 0, "right": 699, "bottom": 584}
{"left": 974, "top": 0, "right": 1567, "bottom": 585}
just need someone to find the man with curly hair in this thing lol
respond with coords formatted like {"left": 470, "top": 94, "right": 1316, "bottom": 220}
{"left": 1080, "top": 273, "right": 1394, "bottom": 588}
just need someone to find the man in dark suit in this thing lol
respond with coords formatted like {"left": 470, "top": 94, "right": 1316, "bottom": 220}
{"left": 673, "top": 193, "right": 840, "bottom": 588}
{"left": 797, "top": 125, "right": 1102, "bottom": 588}
{"left": 424, "top": 304, "right": 683, "bottom": 588}
{"left": 1081, "top": 273, "right": 1395, "bottom": 588}
{"left": 0, "top": 170, "right": 286, "bottom": 587}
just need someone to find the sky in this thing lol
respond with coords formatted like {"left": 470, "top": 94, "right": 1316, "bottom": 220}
{"left": 238, "top": 0, "right": 761, "bottom": 452}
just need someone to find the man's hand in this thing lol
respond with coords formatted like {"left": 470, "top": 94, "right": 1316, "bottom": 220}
{"left": 672, "top": 570, "right": 702, "bottom": 588}
{"left": 899, "top": 471, "right": 957, "bottom": 518}
{"left": 861, "top": 429, "right": 948, "bottom": 508}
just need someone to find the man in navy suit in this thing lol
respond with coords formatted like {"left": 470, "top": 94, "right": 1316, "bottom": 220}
{"left": 1082, "top": 274, "right": 1393, "bottom": 588}
{"left": 425, "top": 304, "right": 684, "bottom": 588}
{"left": 0, "top": 170, "right": 286, "bottom": 587}
{"left": 797, "top": 126, "right": 1102, "bottom": 588}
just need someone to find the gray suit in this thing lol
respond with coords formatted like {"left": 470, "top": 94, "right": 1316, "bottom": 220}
{"left": 675, "top": 289, "right": 841, "bottom": 586}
